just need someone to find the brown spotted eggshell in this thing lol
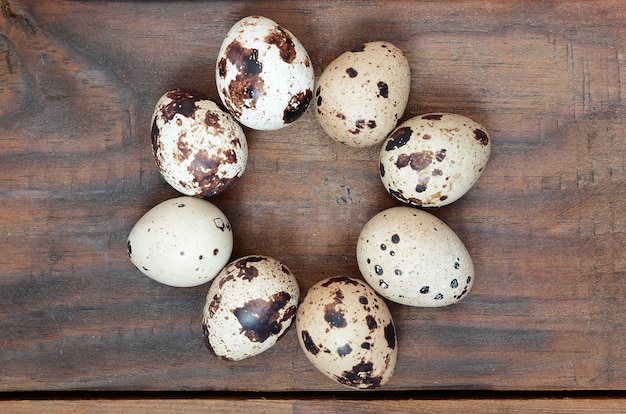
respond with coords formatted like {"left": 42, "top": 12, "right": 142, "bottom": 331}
{"left": 296, "top": 276, "right": 397, "bottom": 389}
{"left": 379, "top": 113, "right": 491, "bottom": 207}
{"left": 357, "top": 206, "right": 474, "bottom": 307}
{"left": 151, "top": 89, "right": 248, "bottom": 197}
{"left": 314, "top": 41, "right": 410, "bottom": 147}
{"left": 202, "top": 255, "right": 300, "bottom": 361}
{"left": 127, "top": 196, "right": 233, "bottom": 287}
{"left": 216, "top": 16, "right": 314, "bottom": 130}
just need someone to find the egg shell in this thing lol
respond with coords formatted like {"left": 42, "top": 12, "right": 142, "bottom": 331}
{"left": 127, "top": 196, "right": 233, "bottom": 287}
{"left": 296, "top": 276, "right": 397, "bottom": 389}
{"left": 356, "top": 206, "right": 474, "bottom": 307}
{"left": 314, "top": 41, "right": 410, "bottom": 147}
{"left": 202, "top": 255, "right": 300, "bottom": 361}
{"left": 151, "top": 89, "right": 248, "bottom": 197}
{"left": 379, "top": 113, "right": 491, "bottom": 207}
{"left": 216, "top": 16, "right": 315, "bottom": 130}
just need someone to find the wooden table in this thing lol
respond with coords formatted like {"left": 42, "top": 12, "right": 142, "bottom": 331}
{"left": 1, "top": 0, "right": 625, "bottom": 412}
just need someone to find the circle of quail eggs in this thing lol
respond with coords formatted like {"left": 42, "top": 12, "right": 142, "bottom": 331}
{"left": 127, "top": 15, "right": 493, "bottom": 391}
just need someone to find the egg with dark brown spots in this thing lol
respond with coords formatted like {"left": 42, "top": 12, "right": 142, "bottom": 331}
{"left": 296, "top": 276, "right": 397, "bottom": 389}
{"left": 315, "top": 41, "right": 410, "bottom": 147}
{"left": 216, "top": 16, "right": 314, "bottom": 130}
{"left": 379, "top": 113, "right": 491, "bottom": 207}
{"left": 151, "top": 89, "right": 248, "bottom": 197}
{"left": 357, "top": 206, "right": 474, "bottom": 307}
{"left": 202, "top": 255, "right": 300, "bottom": 361}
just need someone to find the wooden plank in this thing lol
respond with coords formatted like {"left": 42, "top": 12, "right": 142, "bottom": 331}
{"left": 0, "top": 0, "right": 624, "bottom": 392}
{"left": 2, "top": 396, "right": 626, "bottom": 414}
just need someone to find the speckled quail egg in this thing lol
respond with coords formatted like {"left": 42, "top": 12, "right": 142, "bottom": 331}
{"left": 296, "top": 276, "right": 397, "bottom": 389}
{"left": 356, "top": 206, "right": 474, "bottom": 307}
{"left": 379, "top": 113, "right": 491, "bottom": 207}
{"left": 127, "top": 196, "right": 233, "bottom": 287}
{"left": 151, "top": 89, "right": 248, "bottom": 197}
{"left": 202, "top": 255, "right": 299, "bottom": 361}
{"left": 314, "top": 41, "right": 410, "bottom": 147}
{"left": 216, "top": 16, "right": 314, "bottom": 130}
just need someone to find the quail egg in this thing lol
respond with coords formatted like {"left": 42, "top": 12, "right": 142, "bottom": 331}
{"left": 379, "top": 113, "right": 491, "bottom": 207}
{"left": 296, "top": 276, "right": 397, "bottom": 389}
{"left": 202, "top": 255, "right": 300, "bottom": 361}
{"left": 127, "top": 196, "right": 233, "bottom": 287}
{"left": 216, "top": 16, "right": 314, "bottom": 130}
{"left": 151, "top": 89, "right": 248, "bottom": 197}
{"left": 315, "top": 41, "right": 410, "bottom": 147}
{"left": 357, "top": 206, "right": 474, "bottom": 307}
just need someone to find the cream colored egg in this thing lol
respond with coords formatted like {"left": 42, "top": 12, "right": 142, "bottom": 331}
{"left": 151, "top": 89, "right": 248, "bottom": 197}
{"left": 314, "top": 41, "right": 410, "bottom": 147}
{"left": 357, "top": 206, "right": 474, "bottom": 307}
{"left": 379, "top": 113, "right": 491, "bottom": 207}
{"left": 127, "top": 196, "right": 233, "bottom": 287}
{"left": 216, "top": 16, "right": 314, "bottom": 130}
{"left": 296, "top": 276, "right": 397, "bottom": 389}
{"left": 202, "top": 256, "right": 299, "bottom": 361}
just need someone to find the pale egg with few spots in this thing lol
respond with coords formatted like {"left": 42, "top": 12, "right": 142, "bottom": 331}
{"left": 127, "top": 196, "right": 233, "bottom": 287}
{"left": 314, "top": 41, "right": 410, "bottom": 147}
{"left": 356, "top": 206, "right": 474, "bottom": 307}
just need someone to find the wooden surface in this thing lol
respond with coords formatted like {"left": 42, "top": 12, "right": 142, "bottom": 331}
{"left": 1, "top": 0, "right": 625, "bottom": 407}
{"left": 2, "top": 395, "right": 626, "bottom": 414}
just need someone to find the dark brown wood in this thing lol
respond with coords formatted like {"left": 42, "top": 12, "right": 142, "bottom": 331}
{"left": 0, "top": 0, "right": 624, "bottom": 396}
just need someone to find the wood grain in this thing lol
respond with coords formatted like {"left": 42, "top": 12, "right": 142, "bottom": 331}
{"left": 0, "top": 0, "right": 625, "bottom": 395}
{"left": 3, "top": 396, "right": 626, "bottom": 414}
